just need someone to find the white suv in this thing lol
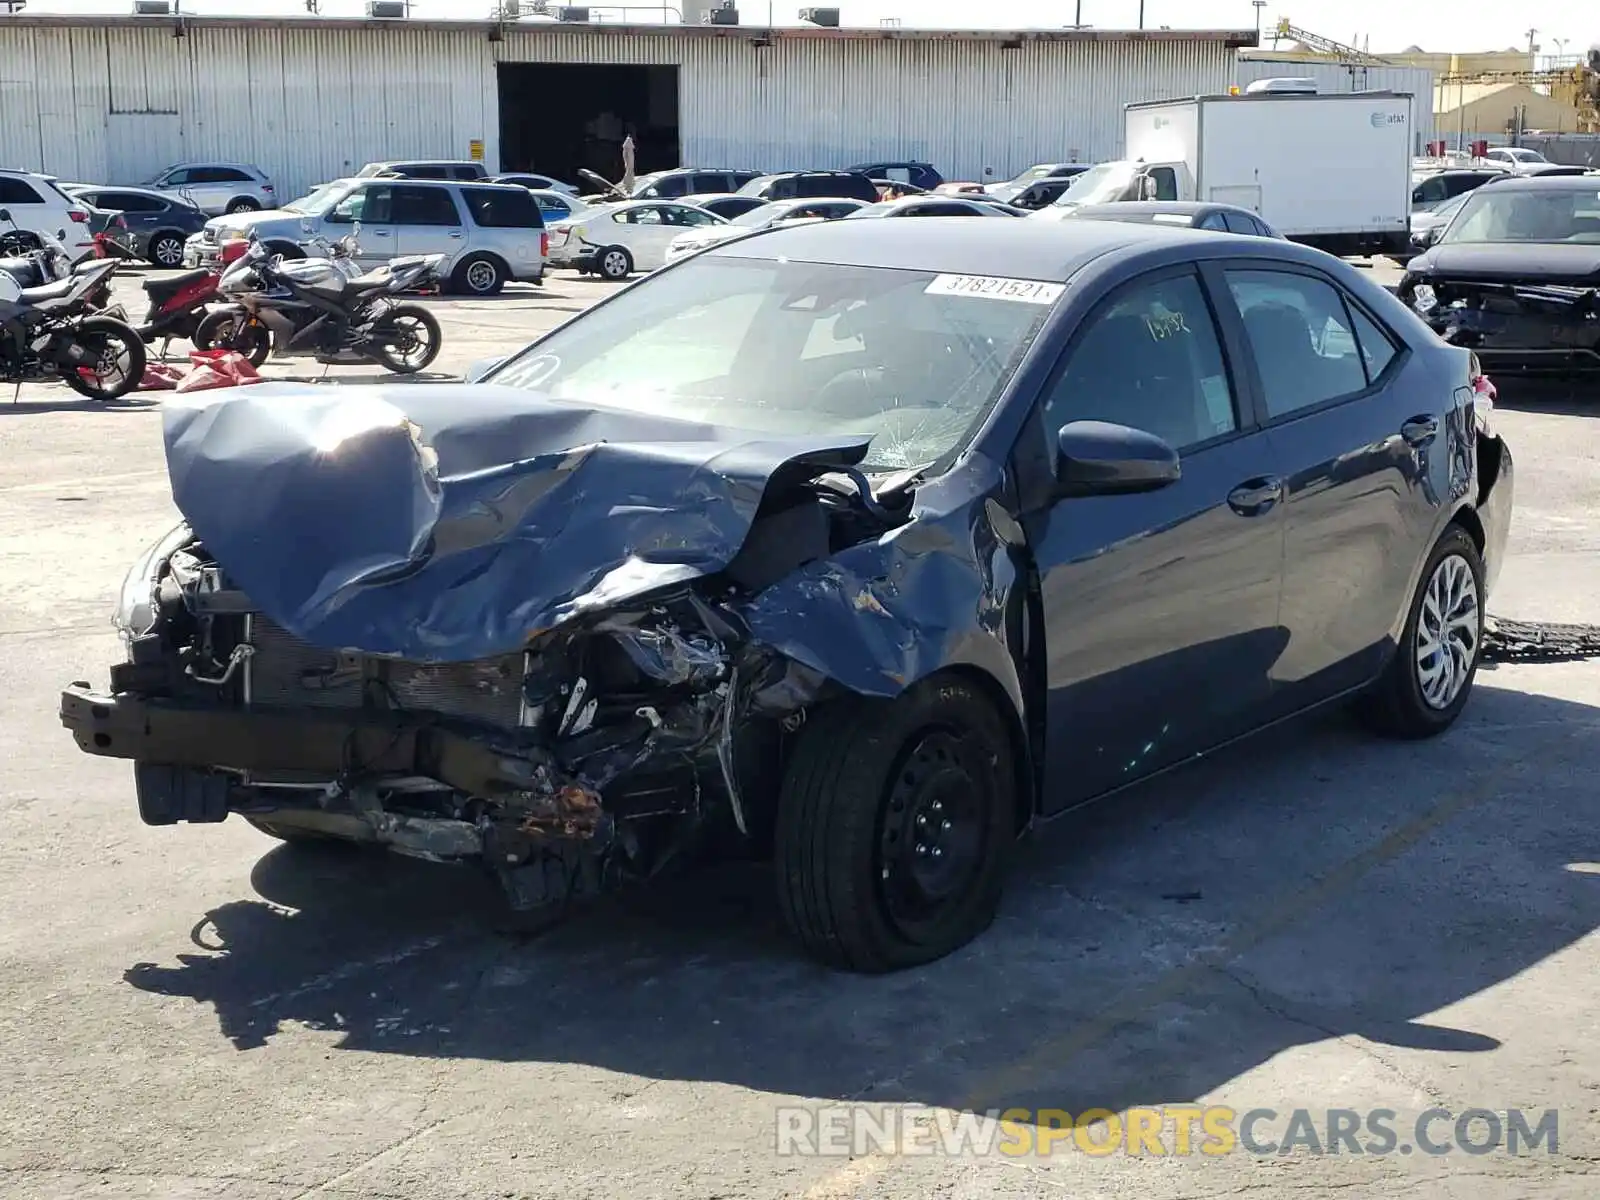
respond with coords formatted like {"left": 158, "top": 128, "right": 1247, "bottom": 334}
{"left": 0, "top": 169, "right": 96, "bottom": 262}
{"left": 142, "top": 162, "right": 277, "bottom": 215}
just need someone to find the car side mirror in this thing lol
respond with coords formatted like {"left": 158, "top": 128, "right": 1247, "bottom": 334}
{"left": 1054, "top": 420, "right": 1181, "bottom": 497}
{"left": 0, "top": 209, "right": 10, "bottom": 223}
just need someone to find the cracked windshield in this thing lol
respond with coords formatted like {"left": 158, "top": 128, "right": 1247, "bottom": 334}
{"left": 489, "top": 255, "right": 1052, "bottom": 470}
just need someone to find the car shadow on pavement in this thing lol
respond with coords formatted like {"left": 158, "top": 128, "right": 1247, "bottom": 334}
{"left": 123, "top": 682, "right": 1600, "bottom": 1124}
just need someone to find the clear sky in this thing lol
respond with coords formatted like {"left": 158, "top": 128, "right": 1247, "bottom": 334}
{"left": 14, "top": 0, "right": 1596, "bottom": 58}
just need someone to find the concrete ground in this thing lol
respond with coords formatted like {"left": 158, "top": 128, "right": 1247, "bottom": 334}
{"left": 2, "top": 259, "right": 1598, "bottom": 1199}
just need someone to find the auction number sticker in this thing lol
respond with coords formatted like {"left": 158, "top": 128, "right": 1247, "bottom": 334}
{"left": 924, "top": 274, "right": 1064, "bottom": 305}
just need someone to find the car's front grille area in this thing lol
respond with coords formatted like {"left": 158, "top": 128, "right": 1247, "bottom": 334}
{"left": 244, "top": 615, "right": 527, "bottom": 731}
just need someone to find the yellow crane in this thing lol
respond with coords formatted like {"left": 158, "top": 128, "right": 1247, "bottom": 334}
{"left": 1269, "top": 18, "right": 1394, "bottom": 66}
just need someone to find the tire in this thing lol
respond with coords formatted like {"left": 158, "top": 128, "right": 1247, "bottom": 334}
{"left": 60, "top": 317, "right": 146, "bottom": 401}
{"left": 194, "top": 309, "right": 273, "bottom": 367}
{"left": 773, "top": 675, "right": 1015, "bottom": 972}
{"left": 1358, "top": 524, "right": 1486, "bottom": 739}
{"left": 450, "top": 253, "right": 507, "bottom": 296}
{"left": 225, "top": 197, "right": 261, "bottom": 214}
{"left": 147, "top": 232, "right": 185, "bottom": 268}
{"left": 369, "top": 303, "right": 441, "bottom": 374}
{"left": 596, "top": 245, "right": 633, "bottom": 281}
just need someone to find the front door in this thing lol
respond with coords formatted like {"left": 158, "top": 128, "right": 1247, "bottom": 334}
{"left": 1219, "top": 263, "right": 1436, "bottom": 710}
{"left": 392, "top": 184, "right": 466, "bottom": 264}
{"left": 321, "top": 183, "right": 396, "bottom": 268}
{"left": 1018, "top": 266, "right": 1287, "bottom": 812}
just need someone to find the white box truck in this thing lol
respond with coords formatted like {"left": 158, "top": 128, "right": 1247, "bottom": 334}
{"left": 1038, "top": 82, "right": 1414, "bottom": 256}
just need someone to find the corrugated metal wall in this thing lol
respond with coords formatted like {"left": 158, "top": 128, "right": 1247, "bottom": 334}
{"left": 1234, "top": 56, "right": 1437, "bottom": 151}
{"left": 0, "top": 22, "right": 1235, "bottom": 196}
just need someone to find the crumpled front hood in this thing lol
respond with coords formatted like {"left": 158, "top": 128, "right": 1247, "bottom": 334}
{"left": 161, "top": 383, "right": 867, "bottom": 661}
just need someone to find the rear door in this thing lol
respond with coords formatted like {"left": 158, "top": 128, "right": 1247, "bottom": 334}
{"left": 1213, "top": 261, "right": 1432, "bottom": 710}
{"left": 392, "top": 184, "right": 466, "bottom": 262}
{"left": 459, "top": 185, "right": 543, "bottom": 277}
{"left": 1018, "top": 265, "right": 1286, "bottom": 810}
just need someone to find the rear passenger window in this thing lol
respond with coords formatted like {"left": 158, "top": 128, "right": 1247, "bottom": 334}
{"left": 1043, "top": 271, "right": 1238, "bottom": 451}
{"left": 1221, "top": 211, "right": 1258, "bottom": 235}
{"left": 452, "top": 166, "right": 481, "bottom": 180}
{"left": 0, "top": 177, "right": 44, "bottom": 204}
{"left": 1225, "top": 270, "right": 1370, "bottom": 418}
{"left": 461, "top": 186, "right": 542, "bottom": 228}
{"left": 391, "top": 185, "right": 459, "bottom": 226}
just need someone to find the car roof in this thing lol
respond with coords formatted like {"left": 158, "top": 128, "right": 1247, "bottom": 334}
{"left": 707, "top": 212, "right": 1275, "bottom": 278}
{"left": 1075, "top": 201, "right": 1245, "bottom": 217}
{"left": 1478, "top": 173, "right": 1600, "bottom": 192}
{"left": 165, "top": 161, "right": 262, "bottom": 171}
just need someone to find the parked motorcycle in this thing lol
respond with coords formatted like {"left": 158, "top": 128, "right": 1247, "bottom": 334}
{"left": 0, "top": 214, "right": 145, "bottom": 402}
{"left": 0, "top": 213, "right": 116, "bottom": 312}
{"left": 111, "top": 237, "right": 251, "bottom": 356}
{"left": 195, "top": 228, "right": 445, "bottom": 373}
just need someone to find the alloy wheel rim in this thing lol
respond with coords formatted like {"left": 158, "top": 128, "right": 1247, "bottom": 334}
{"left": 1415, "top": 552, "right": 1480, "bottom": 710}
{"left": 383, "top": 316, "right": 431, "bottom": 368}
{"left": 155, "top": 239, "right": 182, "bottom": 265}
{"left": 603, "top": 251, "right": 627, "bottom": 276}
{"left": 82, "top": 336, "right": 131, "bottom": 392}
{"left": 467, "top": 261, "right": 497, "bottom": 292}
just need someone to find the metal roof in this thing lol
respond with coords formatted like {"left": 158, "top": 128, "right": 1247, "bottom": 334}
{"left": 0, "top": 14, "right": 1258, "bottom": 46}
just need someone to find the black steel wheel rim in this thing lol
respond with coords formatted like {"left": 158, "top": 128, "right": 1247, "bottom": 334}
{"left": 876, "top": 729, "right": 989, "bottom": 936}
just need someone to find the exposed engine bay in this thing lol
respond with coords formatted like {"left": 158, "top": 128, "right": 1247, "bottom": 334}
{"left": 1411, "top": 279, "right": 1600, "bottom": 372}
{"left": 63, "top": 422, "right": 920, "bottom": 916}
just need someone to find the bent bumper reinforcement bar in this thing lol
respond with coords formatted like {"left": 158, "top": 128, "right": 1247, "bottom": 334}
{"left": 60, "top": 682, "right": 551, "bottom": 799}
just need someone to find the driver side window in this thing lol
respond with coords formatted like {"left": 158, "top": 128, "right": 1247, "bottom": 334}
{"left": 1147, "top": 167, "right": 1179, "bottom": 201}
{"left": 1040, "top": 271, "right": 1238, "bottom": 452}
{"left": 327, "top": 185, "right": 391, "bottom": 224}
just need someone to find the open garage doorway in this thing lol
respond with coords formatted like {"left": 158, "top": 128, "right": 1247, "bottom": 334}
{"left": 497, "top": 62, "right": 681, "bottom": 188}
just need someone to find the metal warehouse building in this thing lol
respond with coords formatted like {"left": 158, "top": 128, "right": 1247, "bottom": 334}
{"left": 0, "top": 15, "right": 1254, "bottom": 197}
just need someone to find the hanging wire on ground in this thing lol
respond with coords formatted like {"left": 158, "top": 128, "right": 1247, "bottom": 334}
{"left": 1482, "top": 617, "right": 1600, "bottom": 663}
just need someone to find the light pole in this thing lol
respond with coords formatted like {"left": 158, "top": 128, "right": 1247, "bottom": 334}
{"left": 1252, "top": 0, "right": 1266, "bottom": 42}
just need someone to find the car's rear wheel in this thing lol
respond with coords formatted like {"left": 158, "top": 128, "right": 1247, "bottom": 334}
{"left": 1359, "top": 524, "right": 1485, "bottom": 738}
{"left": 450, "top": 252, "right": 507, "bottom": 296}
{"left": 226, "top": 197, "right": 261, "bottom": 214}
{"left": 147, "top": 232, "right": 185, "bottom": 268}
{"left": 596, "top": 246, "right": 632, "bottom": 281}
{"left": 773, "top": 676, "right": 1014, "bottom": 972}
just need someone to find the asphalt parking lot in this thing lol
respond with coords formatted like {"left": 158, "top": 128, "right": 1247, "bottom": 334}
{"left": 2, "top": 259, "right": 1599, "bottom": 1199}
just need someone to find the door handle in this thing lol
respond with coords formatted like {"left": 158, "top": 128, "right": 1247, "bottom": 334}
{"left": 448, "top": 231, "right": 464, "bottom": 239}
{"left": 1401, "top": 415, "right": 1439, "bottom": 447}
{"left": 370, "top": 229, "right": 389, "bottom": 236}
{"left": 1227, "top": 476, "right": 1284, "bottom": 516}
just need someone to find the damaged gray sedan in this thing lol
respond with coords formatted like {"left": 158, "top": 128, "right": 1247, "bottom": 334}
{"left": 62, "top": 217, "right": 1513, "bottom": 972}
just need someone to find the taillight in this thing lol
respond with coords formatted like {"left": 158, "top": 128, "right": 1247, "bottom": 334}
{"left": 540, "top": 231, "right": 549, "bottom": 257}
{"left": 68, "top": 210, "right": 88, "bottom": 223}
{"left": 262, "top": 184, "right": 275, "bottom": 193}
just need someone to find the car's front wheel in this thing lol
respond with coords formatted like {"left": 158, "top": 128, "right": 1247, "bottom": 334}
{"left": 774, "top": 676, "right": 1015, "bottom": 972}
{"left": 1359, "top": 523, "right": 1486, "bottom": 738}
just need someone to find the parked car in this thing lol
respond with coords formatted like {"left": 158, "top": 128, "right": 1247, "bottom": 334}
{"left": 663, "top": 197, "right": 869, "bottom": 264}
{"left": 547, "top": 198, "right": 728, "bottom": 278}
{"left": 737, "top": 171, "right": 880, "bottom": 202}
{"left": 65, "top": 185, "right": 209, "bottom": 267}
{"left": 631, "top": 168, "right": 763, "bottom": 199}
{"left": 490, "top": 172, "right": 579, "bottom": 196}
{"left": 66, "top": 217, "right": 1512, "bottom": 971}
{"left": 1061, "top": 200, "right": 1284, "bottom": 238}
{"left": 845, "top": 161, "right": 944, "bottom": 190}
{"left": 1514, "top": 163, "right": 1598, "bottom": 178}
{"left": 0, "top": 168, "right": 96, "bottom": 262}
{"left": 987, "top": 163, "right": 1092, "bottom": 204}
{"left": 1399, "top": 173, "right": 1600, "bottom": 372}
{"left": 1005, "top": 178, "right": 1078, "bottom": 210}
{"left": 1411, "top": 168, "right": 1504, "bottom": 213}
{"left": 357, "top": 160, "right": 490, "bottom": 182}
{"left": 1482, "top": 146, "right": 1549, "bottom": 171}
{"left": 687, "top": 193, "right": 769, "bottom": 221}
{"left": 521, "top": 188, "right": 595, "bottom": 224}
{"left": 194, "top": 178, "right": 545, "bottom": 294}
{"left": 141, "top": 162, "right": 276, "bottom": 216}
{"left": 845, "top": 196, "right": 1023, "bottom": 218}
{"left": 1403, "top": 190, "right": 1471, "bottom": 258}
